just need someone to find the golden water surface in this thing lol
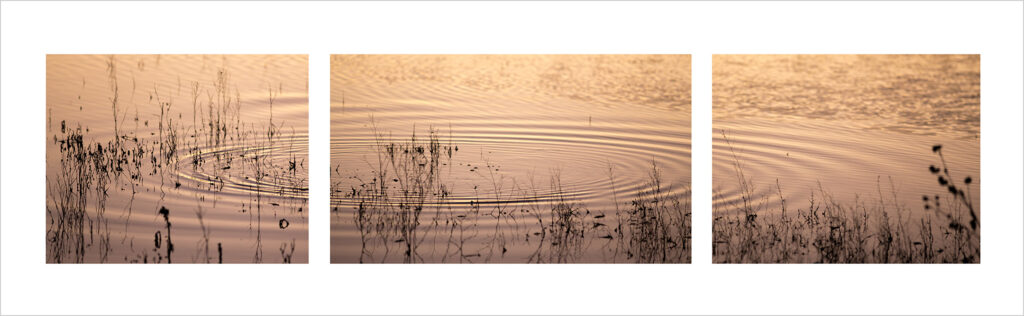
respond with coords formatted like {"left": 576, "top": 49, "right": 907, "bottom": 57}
{"left": 712, "top": 55, "right": 980, "bottom": 263}
{"left": 331, "top": 55, "right": 691, "bottom": 263}
{"left": 46, "top": 55, "right": 308, "bottom": 263}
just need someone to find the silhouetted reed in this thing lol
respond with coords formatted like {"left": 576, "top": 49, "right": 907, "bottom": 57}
{"left": 621, "top": 161, "right": 691, "bottom": 263}
{"left": 527, "top": 170, "right": 587, "bottom": 263}
{"left": 333, "top": 123, "right": 691, "bottom": 263}
{"left": 193, "top": 204, "right": 211, "bottom": 263}
{"left": 158, "top": 206, "right": 173, "bottom": 263}
{"left": 47, "top": 57, "right": 307, "bottom": 263}
{"left": 338, "top": 118, "right": 450, "bottom": 263}
{"left": 712, "top": 131, "right": 979, "bottom": 263}
{"left": 47, "top": 126, "right": 92, "bottom": 263}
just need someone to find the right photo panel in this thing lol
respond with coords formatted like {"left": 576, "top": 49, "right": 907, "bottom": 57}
{"left": 712, "top": 55, "right": 980, "bottom": 263}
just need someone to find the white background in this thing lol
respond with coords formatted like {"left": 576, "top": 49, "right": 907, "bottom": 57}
{"left": 2, "top": 1, "right": 1022, "bottom": 315}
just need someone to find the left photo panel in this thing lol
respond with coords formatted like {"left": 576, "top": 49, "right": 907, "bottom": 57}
{"left": 46, "top": 55, "right": 309, "bottom": 263}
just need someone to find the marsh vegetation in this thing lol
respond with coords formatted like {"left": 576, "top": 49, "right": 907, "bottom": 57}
{"left": 711, "top": 55, "right": 980, "bottom": 264}
{"left": 330, "top": 55, "right": 692, "bottom": 263}
{"left": 713, "top": 132, "right": 979, "bottom": 263}
{"left": 46, "top": 55, "right": 308, "bottom": 263}
{"left": 332, "top": 123, "right": 691, "bottom": 263}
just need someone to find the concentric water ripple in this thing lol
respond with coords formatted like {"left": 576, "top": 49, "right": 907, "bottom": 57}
{"left": 47, "top": 55, "right": 309, "bottom": 263}
{"left": 176, "top": 134, "right": 309, "bottom": 200}
{"left": 333, "top": 125, "right": 690, "bottom": 210}
{"left": 330, "top": 55, "right": 691, "bottom": 263}
{"left": 713, "top": 118, "right": 980, "bottom": 217}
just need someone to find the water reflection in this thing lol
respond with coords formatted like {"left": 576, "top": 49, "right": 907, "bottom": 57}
{"left": 46, "top": 55, "right": 308, "bottom": 263}
{"left": 331, "top": 55, "right": 691, "bottom": 263}
{"left": 712, "top": 55, "right": 980, "bottom": 263}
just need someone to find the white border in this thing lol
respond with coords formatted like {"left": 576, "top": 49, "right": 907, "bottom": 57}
{"left": 2, "top": 1, "right": 1022, "bottom": 315}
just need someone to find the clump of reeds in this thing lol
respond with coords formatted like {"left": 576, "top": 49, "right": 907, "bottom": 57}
{"left": 47, "top": 126, "right": 92, "bottom": 263}
{"left": 712, "top": 132, "right": 979, "bottom": 263}
{"left": 622, "top": 161, "right": 691, "bottom": 263}
{"left": 49, "top": 57, "right": 308, "bottom": 264}
{"left": 334, "top": 122, "right": 691, "bottom": 263}
{"left": 922, "top": 145, "right": 980, "bottom": 263}
{"left": 535, "top": 170, "right": 587, "bottom": 263}
{"left": 340, "top": 117, "right": 454, "bottom": 263}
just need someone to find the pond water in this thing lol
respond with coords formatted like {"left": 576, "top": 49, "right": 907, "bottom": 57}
{"left": 712, "top": 55, "right": 980, "bottom": 263}
{"left": 46, "top": 55, "right": 308, "bottom": 263}
{"left": 331, "top": 55, "right": 691, "bottom": 263}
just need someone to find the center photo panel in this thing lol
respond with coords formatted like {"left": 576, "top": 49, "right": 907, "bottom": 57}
{"left": 329, "top": 55, "right": 692, "bottom": 263}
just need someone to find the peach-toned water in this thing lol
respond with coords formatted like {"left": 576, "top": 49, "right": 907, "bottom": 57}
{"left": 331, "top": 55, "right": 691, "bottom": 263}
{"left": 712, "top": 55, "right": 980, "bottom": 263}
{"left": 46, "top": 55, "right": 308, "bottom": 263}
